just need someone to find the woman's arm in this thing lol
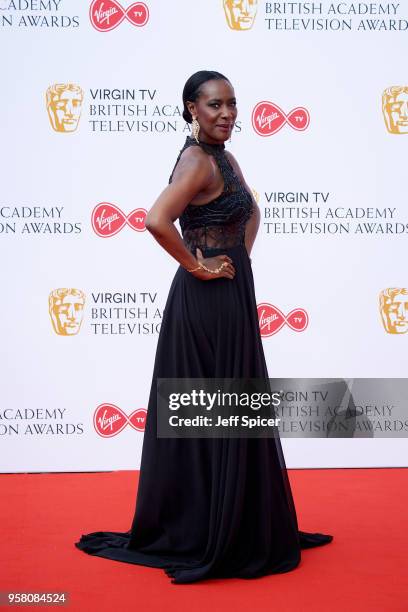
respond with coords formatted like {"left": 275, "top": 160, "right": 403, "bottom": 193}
{"left": 224, "top": 151, "right": 260, "bottom": 256}
{"left": 145, "top": 147, "right": 213, "bottom": 270}
{"left": 145, "top": 146, "right": 235, "bottom": 279}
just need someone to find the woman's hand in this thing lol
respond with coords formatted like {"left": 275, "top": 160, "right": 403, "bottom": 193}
{"left": 190, "top": 248, "right": 236, "bottom": 280}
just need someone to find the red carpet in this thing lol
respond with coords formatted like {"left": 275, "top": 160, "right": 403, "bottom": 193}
{"left": 1, "top": 469, "right": 407, "bottom": 611}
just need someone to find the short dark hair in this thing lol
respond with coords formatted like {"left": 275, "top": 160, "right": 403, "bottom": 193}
{"left": 182, "top": 70, "right": 230, "bottom": 123}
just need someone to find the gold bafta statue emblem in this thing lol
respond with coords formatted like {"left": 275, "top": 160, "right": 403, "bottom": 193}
{"left": 46, "top": 84, "right": 84, "bottom": 133}
{"left": 379, "top": 288, "right": 408, "bottom": 334}
{"left": 382, "top": 86, "right": 408, "bottom": 134}
{"left": 223, "top": 0, "right": 257, "bottom": 30}
{"left": 49, "top": 288, "right": 86, "bottom": 336}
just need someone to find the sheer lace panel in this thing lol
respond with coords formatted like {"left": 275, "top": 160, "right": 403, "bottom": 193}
{"left": 168, "top": 136, "right": 254, "bottom": 253}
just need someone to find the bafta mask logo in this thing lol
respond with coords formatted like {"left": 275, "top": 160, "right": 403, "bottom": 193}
{"left": 49, "top": 288, "right": 86, "bottom": 336}
{"left": 379, "top": 288, "right": 408, "bottom": 334}
{"left": 91, "top": 202, "right": 147, "bottom": 237}
{"left": 252, "top": 101, "right": 310, "bottom": 136}
{"left": 257, "top": 302, "right": 309, "bottom": 337}
{"left": 93, "top": 403, "right": 147, "bottom": 437}
{"left": 89, "top": 0, "right": 149, "bottom": 32}
{"left": 46, "top": 84, "right": 84, "bottom": 133}
{"left": 382, "top": 87, "right": 408, "bottom": 134}
{"left": 223, "top": 0, "right": 258, "bottom": 30}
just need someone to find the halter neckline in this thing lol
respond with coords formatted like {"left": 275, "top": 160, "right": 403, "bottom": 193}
{"left": 186, "top": 135, "right": 225, "bottom": 151}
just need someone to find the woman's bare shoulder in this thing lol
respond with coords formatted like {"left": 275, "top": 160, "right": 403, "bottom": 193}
{"left": 172, "top": 144, "right": 213, "bottom": 178}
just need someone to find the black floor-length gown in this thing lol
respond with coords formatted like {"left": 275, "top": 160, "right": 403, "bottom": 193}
{"left": 75, "top": 135, "right": 333, "bottom": 584}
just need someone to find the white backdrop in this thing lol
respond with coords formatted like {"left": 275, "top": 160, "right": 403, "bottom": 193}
{"left": 1, "top": 0, "right": 407, "bottom": 471}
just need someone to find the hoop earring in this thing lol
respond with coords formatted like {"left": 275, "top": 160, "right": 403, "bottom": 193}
{"left": 191, "top": 117, "right": 200, "bottom": 143}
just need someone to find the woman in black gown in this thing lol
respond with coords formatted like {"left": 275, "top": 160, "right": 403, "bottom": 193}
{"left": 75, "top": 70, "right": 333, "bottom": 584}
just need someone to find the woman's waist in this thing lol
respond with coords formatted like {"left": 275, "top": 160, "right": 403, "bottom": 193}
{"left": 182, "top": 231, "right": 246, "bottom": 254}
{"left": 199, "top": 243, "right": 248, "bottom": 258}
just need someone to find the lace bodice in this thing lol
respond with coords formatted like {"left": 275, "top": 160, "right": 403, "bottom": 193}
{"left": 168, "top": 135, "right": 254, "bottom": 253}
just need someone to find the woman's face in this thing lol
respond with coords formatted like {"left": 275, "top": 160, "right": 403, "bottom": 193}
{"left": 187, "top": 79, "right": 237, "bottom": 144}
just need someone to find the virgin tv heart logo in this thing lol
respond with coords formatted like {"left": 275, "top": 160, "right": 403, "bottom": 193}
{"left": 93, "top": 403, "right": 147, "bottom": 437}
{"left": 89, "top": 0, "right": 149, "bottom": 32}
{"left": 91, "top": 202, "right": 147, "bottom": 237}
{"left": 257, "top": 302, "right": 309, "bottom": 336}
{"left": 252, "top": 101, "right": 310, "bottom": 136}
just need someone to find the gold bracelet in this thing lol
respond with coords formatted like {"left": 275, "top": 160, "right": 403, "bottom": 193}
{"left": 203, "top": 261, "right": 228, "bottom": 274}
{"left": 201, "top": 262, "right": 227, "bottom": 274}
{"left": 186, "top": 262, "right": 228, "bottom": 274}
{"left": 186, "top": 264, "right": 202, "bottom": 272}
